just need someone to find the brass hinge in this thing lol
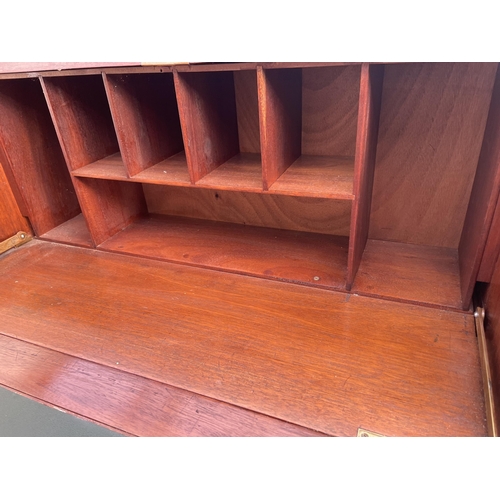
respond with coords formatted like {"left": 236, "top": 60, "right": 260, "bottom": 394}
{"left": 0, "top": 231, "right": 31, "bottom": 255}
{"left": 357, "top": 428, "right": 385, "bottom": 437}
{"left": 474, "top": 306, "right": 497, "bottom": 437}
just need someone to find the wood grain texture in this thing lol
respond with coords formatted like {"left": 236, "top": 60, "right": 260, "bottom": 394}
{"left": 459, "top": 65, "right": 500, "bottom": 307}
{"left": 99, "top": 214, "right": 349, "bottom": 289}
{"left": 143, "top": 184, "right": 352, "bottom": 236}
{"left": 352, "top": 239, "right": 462, "bottom": 310}
{"left": 73, "top": 177, "right": 147, "bottom": 245}
{"left": 196, "top": 153, "right": 263, "bottom": 191}
{"left": 0, "top": 63, "right": 141, "bottom": 74}
{"left": 369, "top": 62, "right": 497, "bottom": 248}
{"left": 484, "top": 253, "right": 500, "bottom": 433}
{"left": 259, "top": 67, "right": 302, "bottom": 190}
{"left": 40, "top": 213, "right": 93, "bottom": 248}
{"left": 0, "top": 162, "right": 31, "bottom": 241}
{"left": 0, "top": 334, "right": 324, "bottom": 436}
{"left": 73, "top": 152, "right": 129, "bottom": 180}
{"left": 234, "top": 70, "right": 261, "bottom": 153}
{"left": 347, "top": 63, "right": 384, "bottom": 289}
{"left": 478, "top": 197, "right": 500, "bottom": 283}
{"left": 0, "top": 78, "right": 81, "bottom": 235}
{"left": 74, "top": 152, "right": 191, "bottom": 186}
{"left": 302, "top": 65, "right": 360, "bottom": 156}
{"left": 133, "top": 152, "right": 191, "bottom": 185}
{"left": 174, "top": 71, "right": 240, "bottom": 182}
{"left": 268, "top": 155, "right": 354, "bottom": 199}
{"left": 41, "top": 75, "right": 119, "bottom": 171}
{"left": 0, "top": 240, "right": 486, "bottom": 436}
{"left": 41, "top": 76, "right": 148, "bottom": 246}
{"left": 104, "top": 73, "right": 184, "bottom": 176}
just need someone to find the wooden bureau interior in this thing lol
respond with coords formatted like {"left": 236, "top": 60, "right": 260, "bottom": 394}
{"left": 1, "top": 62, "right": 500, "bottom": 436}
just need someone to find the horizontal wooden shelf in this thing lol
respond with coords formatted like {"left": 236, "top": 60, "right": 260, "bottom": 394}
{"left": 269, "top": 155, "right": 354, "bottom": 199}
{"left": 39, "top": 214, "right": 94, "bottom": 248}
{"left": 72, "top": 152, "right": 191, "bottom": 185}
{"left": 351, "top": 239, "right": 463, "bottom": 310}
{"left": 72, "top": 152, "right": 354, "bottom": 201}
{"left": 72, "top": 153, "right": 128, "bottom": 180}
{"left": 99, "top": 214, "right": 349, "bottom": 289}
{"left": 133, "top": 152, "right": 191, "bottom": 185}
{"left": 196, "top": 153, "right": 263, "bottom": 191}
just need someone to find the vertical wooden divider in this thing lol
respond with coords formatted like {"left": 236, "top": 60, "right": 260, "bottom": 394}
{"left": 258, "top": 67, "right": 302, "bottom": 190}
{"left": 459, "top": 64, "right": 500, "bottom": 309}
{"left": 0, "top": 79, "right": 81, "bottom": 237}
{"left": 346, "top": 63, "right": 385, "bottom": 290}
{"left": 103, "top": 72, "right": 183, "bottom": 177}
{"left": 40, "top": 75, "right": 147, "bottom": 246}
{"left": 173, "top": 70, "right": 239, "bottom": 183}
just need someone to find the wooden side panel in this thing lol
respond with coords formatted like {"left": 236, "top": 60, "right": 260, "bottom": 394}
{"left": 174, "top": 71, "right": 239, "bottom": 182}
{"left": 104, "top": 73, "right": 184, "bottom": 176}
{"left": 143, "top": 184, "right": 352, "bottom": 236}
{"left": 0, "top": 334, "right": 324, "bottom": 436}
{"left": 478, "top": 197, "right": 500, "bottom": 283}
{"left": 234, "top": 70, "right": 261, "bottom": 154}
{"left": 259, "top": 67, "right": 302, "bottom": 190}
{"left": 484, "top": 252, "right": 500, "bottom": 433}
{"left": 302, "top": 65, "right": 360, "bottom": 157}
{"left": 460, "top": 66, "right": 500, "bottom": 306}
{"left": 0, "top": 162, "right": 31, "bottom": 241}
{"left": 0, "top": 241, "right": 486, "bottom": 437}
{"left": 370, "top": 62, "right": 497, "bottom": 248}
{"left": 41, "top": 75, "right": 119, "bottom": 170}
{"left": 347, "top": 64, "right": 384, "bottom": 289}
{"left": 73, "top": 177, "right": 147, "bottom": 245}
{"left": 0, "top": 79, "right": 81, "bottom": 235}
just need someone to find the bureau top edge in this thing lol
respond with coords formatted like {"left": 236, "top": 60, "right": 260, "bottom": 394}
{"left": 0, "top": 62, "right": 396, "bottom": 80}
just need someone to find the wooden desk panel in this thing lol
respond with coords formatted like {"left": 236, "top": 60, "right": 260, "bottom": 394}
{"left": 0, "top": 240, "right": 486, "bottom": 436}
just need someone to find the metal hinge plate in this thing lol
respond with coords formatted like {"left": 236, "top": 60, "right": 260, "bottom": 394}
{"left": 0, "top": 231, "right": 32, "bottom": 256}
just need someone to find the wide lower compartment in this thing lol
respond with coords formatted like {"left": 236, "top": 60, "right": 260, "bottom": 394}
{"left": 0, "top": 240, "right": 486, "bottom": 436}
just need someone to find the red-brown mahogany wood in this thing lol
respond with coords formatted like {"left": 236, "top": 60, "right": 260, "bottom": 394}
{"left": 72, "top": 177, "right": 147, "bottom": 246}
{"left": 40, "top": 76, "right": 147, "bottom": 245}
{"left": 459, "top": 64, "right": 500, "bottom": 308}
{"left": 103, "top": 73, "right": 184, "bottom": 177}
{"left": 258, "top": 67, "right": 302, "bottom": 190}
{"left": 39, "top": 214, "right": 93, "bottom": 248}
{"left": 0, "top": 162, "right": 31, "bottom": 241}
{"left": 174, "top": 70, "right": 240, "bottom": 183}
{"left": 0, "top": 240, "right": 486, "bottom": 437}
{"left": 478, "top": 197, "right": 500, "bottom": 283}
{"left": 0, "top": 334, "right": 324, "bottom": 436}
{"left": 0, "top": 78, "right": 81, "bottom": 235}
{"left": 351, "top": 239, "right": 463, "bottom": 310}
{"left": 99, "top": 214, "right": 349, "bottom": 290}
{"left": 347, "top": 63, "right": 384, "bottom": 289}
{"left": 370, "top": 63, "right": 496, "bottom": 251}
